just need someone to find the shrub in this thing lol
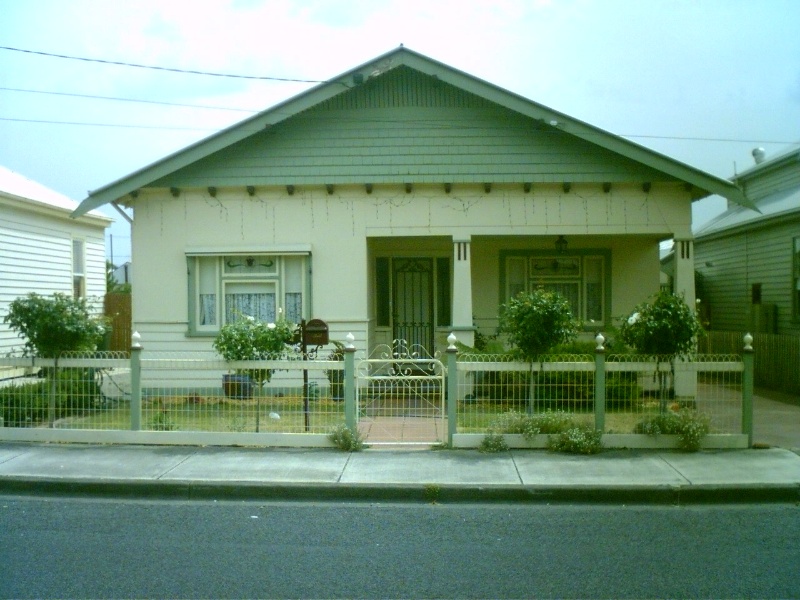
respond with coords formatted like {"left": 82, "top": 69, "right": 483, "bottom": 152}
{"left": 329, "top": 423, "right": 364, "bottom": 451}
{"left": 547, "top": 425, "right": 603, "bottom": 454}
{"left": 478, "top": 432, "right": 509, "bottom": 453}
{"left": 619, "top": 291, "right": 703, "bottom": 357}
{"left": 212, "top": 316, "right": 297, "bottom": 387}
{"left": 3, "top": 293, "right": 108, "bottom": 358}
{"left": 635, "top": 409, "right": 711, "bottom": 452}
{"left": 498, "top": 289, "right": 579, "bottom": 361}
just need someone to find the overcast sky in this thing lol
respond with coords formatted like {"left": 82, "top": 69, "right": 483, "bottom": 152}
{"left": 2, "top": 0, "right": 799, "bottom": 265}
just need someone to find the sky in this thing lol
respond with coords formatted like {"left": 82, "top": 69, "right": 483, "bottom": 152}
{"left": 1, "top": 0, "right": 799, "bottom": 266}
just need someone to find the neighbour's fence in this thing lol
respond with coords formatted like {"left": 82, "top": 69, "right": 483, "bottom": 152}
{"left": 700, "top": 331, "right": 800, "bottom": 395}
{"left": 0, "top": 334, "right": 754, "bottom": 448}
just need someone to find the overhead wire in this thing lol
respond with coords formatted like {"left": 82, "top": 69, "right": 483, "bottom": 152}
{"left": 0, "top": 46, "right": 796, "bottom": 146}
{"left": 0, "top": 45, "right": 328, "bottom": 83}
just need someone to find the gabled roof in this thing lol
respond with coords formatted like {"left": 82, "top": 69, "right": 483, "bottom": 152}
{"left": 1, "top": 165, "right": 110, "bottom": 225}
{"left": 73, "top": 46, "right": 753, "bottom": 217}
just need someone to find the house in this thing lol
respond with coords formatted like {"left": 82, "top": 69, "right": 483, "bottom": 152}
{"left": 111, "top": 261, "right": 132, "bottom": 286}
{"left": 693, "top": 147, "right": 800, "bottom": 335}
{"left": 72, "top": 47, "right": 752, "bottom": 358}
{"left": 0, "top": 166, "right": 111, "bottom": 360}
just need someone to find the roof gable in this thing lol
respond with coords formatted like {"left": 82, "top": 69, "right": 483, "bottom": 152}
{"left": 74, "top": 46, "right": 753, "bottom": 216}
{"left": 150, "top": 67, "right": 675, "bottom": 189}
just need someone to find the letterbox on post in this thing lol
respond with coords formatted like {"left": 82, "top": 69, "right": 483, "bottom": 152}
{"left": 303, "top": 319, "right": 329, "bottom": 347}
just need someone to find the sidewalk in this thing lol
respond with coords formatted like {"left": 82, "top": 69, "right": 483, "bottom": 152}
{"left": 1, "top": 441, "right": 798, "bottom": 504}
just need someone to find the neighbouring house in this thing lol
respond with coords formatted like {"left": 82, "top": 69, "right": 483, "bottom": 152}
{"left": 692, "top": 146, "right": 800, "bottom": 336}
{"left": 72, "top": 47, "right": 753, "bottom": 359}
{"left": 0, "top": 166, "right": 111, "bottom": 363}
{"left": 112, "top": 261, "right": 132, "bottom": 286}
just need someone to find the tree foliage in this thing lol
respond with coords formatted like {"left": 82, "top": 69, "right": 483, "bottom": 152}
{"left": 498, "top": 289, "right": 579, "bottom": 361}
{"left": 3, "top": 293, "right": 108, "bottom": 358}
{"left": 618, "top": 291, "right": 703, "bottom": 357}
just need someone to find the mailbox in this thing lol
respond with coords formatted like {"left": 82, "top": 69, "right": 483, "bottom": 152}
{"left": 303, "top": 318, "right": 329, "bottom": 346}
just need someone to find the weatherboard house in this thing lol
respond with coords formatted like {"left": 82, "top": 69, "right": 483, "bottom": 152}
{"left": 1, "top": 166, "right": 110, "bottom": 363}
{"left": 73, "top": 47, "right": 753, "bottom": 357}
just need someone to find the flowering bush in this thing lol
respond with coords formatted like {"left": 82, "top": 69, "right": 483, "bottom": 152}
{"left": 635, "top": 409, "right": 711, "bottom": 452}
{"left": 3, "top": 293, "right": 108, "bottom": 358}
{"left": 498, "top": 289, "right": 579, "bottom": 361}
{"left": 618, "top": 291, "right": 703, "bottom": 357}
{"left": 212, "top": 317, "right": 297, "bottom": 385}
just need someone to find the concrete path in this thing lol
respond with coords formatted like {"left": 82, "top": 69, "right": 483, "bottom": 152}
{"left": 0, "top": 442, "right": 798, "bottom": 504}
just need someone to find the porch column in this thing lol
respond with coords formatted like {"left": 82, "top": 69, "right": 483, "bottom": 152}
{"left": 673, "top": 238, "right": 696, "bottom": 308}
{"left": 673, "top": 238, "right": 697, "bottom": 398}
{"left": 452, "top": 235, "right": 474, "bottom": 347}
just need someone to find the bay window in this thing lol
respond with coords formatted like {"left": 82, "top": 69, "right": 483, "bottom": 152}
{"left": 188, "top": 253, "right": 308, "bottom": 334}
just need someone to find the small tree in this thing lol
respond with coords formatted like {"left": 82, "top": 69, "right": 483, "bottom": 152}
{"left": 3, "top": 293, "right": 109, "bottom": 425}
{"left": 499, "top": 289, "right": 579, "bottom": 361}
{"left": 498, "top": 289, "right": 579, "bottom": 411}
{"left": 3, "top": 293, "right": 108, "bottom": 358}
{"left": 618, "top": 290, "right": 704, "bottom": 412}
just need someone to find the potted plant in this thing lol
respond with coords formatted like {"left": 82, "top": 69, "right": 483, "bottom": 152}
{"left": 212, "top": 316, "right": 297, "bottom": 398}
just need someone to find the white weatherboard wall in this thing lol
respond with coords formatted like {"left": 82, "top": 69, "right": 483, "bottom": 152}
{"left": 0, "top": 168, "right": 110, "bottom": 359}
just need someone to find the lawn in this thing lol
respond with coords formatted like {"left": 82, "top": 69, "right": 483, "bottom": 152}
{"left": 58, "top": 394, "right": 346, "bottom": 434}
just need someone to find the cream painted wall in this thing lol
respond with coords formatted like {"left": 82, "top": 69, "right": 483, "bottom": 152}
{"left": 129, "top": 182, "right": 690, "bottom": 353}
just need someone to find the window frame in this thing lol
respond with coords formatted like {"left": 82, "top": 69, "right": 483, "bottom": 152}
{"left": 72, "top": 238, "right": 86, "bottom": 299}
{"left": 187, "top": 252, "right": 310, "bottom": 336}
{"left": 499, "top": 249, "right": 611, "bottom": 329}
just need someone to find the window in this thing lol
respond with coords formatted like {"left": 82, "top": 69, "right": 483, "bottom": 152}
{"left": 794, "top": 237, "right": 800, "bottom": 320}
{"left": 188, "top": 254, "right": 308, "bottom": 333}
{"left": 72, "top": 239, "right": 85, "bottom": 298}
{"left": 503, "top": 252, "right": 608, "bottom": 326}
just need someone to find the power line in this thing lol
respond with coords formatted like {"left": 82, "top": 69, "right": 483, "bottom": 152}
{"left": 0, "top": 45, "right": 328, "bottom": 83}
{"left": 0, "top": 116, "right": 213, "bottom": 131}
{"left": 1, "top": 114, "right": 796, "bottom": 146}
{"left": 0, "top": 86, "right": 257, "bottom": 112}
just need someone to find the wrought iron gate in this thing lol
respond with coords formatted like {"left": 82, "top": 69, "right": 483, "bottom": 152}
{"left": 356, "top": 339, "right": 445, "bottom": 445}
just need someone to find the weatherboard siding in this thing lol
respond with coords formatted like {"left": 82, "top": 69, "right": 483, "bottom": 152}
{"left": 739, "top": 162, "right": 800, "bottom": 200}
{"left": 0, "top": 206, "right": 107, "bottom": 356}
{"left": 151, "top": 72, "right": 674, "bottom": 189}
{"left": 696, "top": 218, "right": 800, "bottom": 335}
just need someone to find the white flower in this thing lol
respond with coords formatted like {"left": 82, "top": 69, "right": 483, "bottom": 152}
{"left": 267, "top": 322, "right": 276, "bottom": 330}
{"left": 245, "top": 315, "right": 255, "bottom": 321}
{"left": 627, "top": 312, "right": 640, "bottom": 325}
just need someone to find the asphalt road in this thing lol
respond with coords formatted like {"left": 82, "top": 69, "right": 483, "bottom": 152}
{"left": 2, "top": 496, "right": 798, "bottom": 599}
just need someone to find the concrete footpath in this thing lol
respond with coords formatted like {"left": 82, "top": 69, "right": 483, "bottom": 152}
{"left": 1, "top": 442, "right": 799, "bottom": 504}
{"left": 1, "top": 388, "right": 798, "bottom": 505}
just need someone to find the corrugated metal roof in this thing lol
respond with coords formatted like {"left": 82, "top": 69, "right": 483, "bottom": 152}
{"left": 695, "top": 185, "right": 800, "bottom": 238}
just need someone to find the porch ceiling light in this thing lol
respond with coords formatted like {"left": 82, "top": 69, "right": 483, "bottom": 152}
{"left": 555, "top": 235, "right": 568, "bottom": 254}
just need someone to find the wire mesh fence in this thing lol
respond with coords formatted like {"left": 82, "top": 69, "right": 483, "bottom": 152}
{"left": 0, "top": 353, "right": 346, "bottom": 434}
{"left": 456, "top": 352, "right": 744, "bottom": 435}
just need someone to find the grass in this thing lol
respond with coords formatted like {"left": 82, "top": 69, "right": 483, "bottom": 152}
{"left": 58, "top": 394, "right": 346, "bottom": 433}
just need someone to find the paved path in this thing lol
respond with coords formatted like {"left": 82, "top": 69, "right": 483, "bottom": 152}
{"left": 1, "top": 441, "right": 798, "bottom": 504}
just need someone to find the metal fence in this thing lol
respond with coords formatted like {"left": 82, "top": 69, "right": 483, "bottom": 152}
{"left": 0, "top": 351, "right": 345, "bottom": 436}
{"left": 455, "top": 352, "right": 745, "bottom": 436}
{"left": 0, "top": 335, "right": 754, "bottom": 448}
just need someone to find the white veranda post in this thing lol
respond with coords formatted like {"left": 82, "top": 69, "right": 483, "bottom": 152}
{"left": 451, "top": 236, "right": 474, "bottom": 348}
{"left": 673, "top": 238, "right": 697, "bottom": 397}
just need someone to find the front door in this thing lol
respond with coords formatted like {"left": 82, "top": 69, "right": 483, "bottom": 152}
{"left": 393, "top": 258, "right": 434, "bottom": 351}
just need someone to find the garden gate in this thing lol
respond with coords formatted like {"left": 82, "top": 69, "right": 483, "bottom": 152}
{"left": 356, "top": 340, "right": 446, "bottom": 445}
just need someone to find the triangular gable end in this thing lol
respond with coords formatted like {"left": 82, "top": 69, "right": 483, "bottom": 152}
{"left": 73, "top": 46, "right": 753, "bottom": 217}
